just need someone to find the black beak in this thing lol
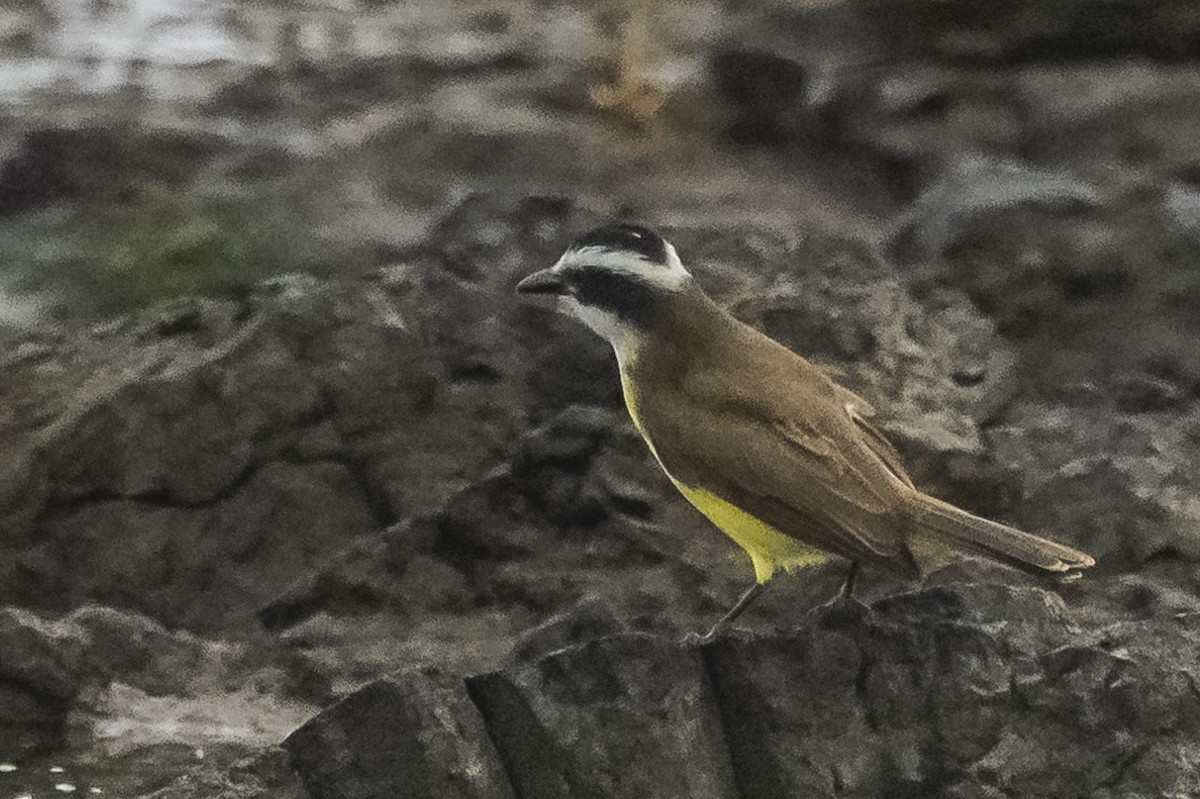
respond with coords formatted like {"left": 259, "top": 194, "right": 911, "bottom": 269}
{"left": 516, "top": 269, "right": 568, "bottom": 295}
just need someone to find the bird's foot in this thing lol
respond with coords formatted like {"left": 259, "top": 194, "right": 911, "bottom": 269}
{"left": 839, "top": 561, "right": 860, "bottom": 600}
{"left": 681, "top": 582, "right": 767, "bottom": 645}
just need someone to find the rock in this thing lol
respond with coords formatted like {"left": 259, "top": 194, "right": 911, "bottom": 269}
{"left": 60, "top": 604, "right": 327, "bottom": 704}
{"left": 876, "top": 583, "right": 1086, "bottom": 659}
{"left": 228, "top": 583, "right": 1200, "bottom": 799}
{"left": 703, "top": 585, "right": 1200, "bottom": 798}
{"left": 468, "top": 634, "right": 737, "bottom": 799}
{"left": 0, "top": 126, "right": 223, "bottom": 217}
{"left": 138, "top": 747, "right": 311, "bottom": 799}
{"left": 507, "top": 596, "right": 627, "bottom": 664}
{"left": 891, "top": 157, "right": 1103, "bottom": 267}
{"left": 67, "top": 606, "right": 213, "bottom": 696}
{"left": 989, "top": 395, "right": 1200, "bottom": 573}
{"left": 0, "top": 197, "right": 590, "bottom": 630}
{"left": 22, "top": 583, "right": 1170, "bottom": 797}
{"left": 383, "top": 514, "right": 441, "bottom": 570}
{"left": 258, "top": 536, "right": 475, "bottom": 638}
{"left": 710, "top": 49, "right": 809, "bottom": 146}
{"left": 513, "top": 405, "right": 620, "bottom": 469}
{"left": 285, "top": 669, "right": 514, "bottom": 799}
{"left": 15, "top": 461, "right": 379, "bottom": 632}
{"left": 394, "top": 555, "right": 473, "bottom": 612}
{"left": 510, "top": 405, "right": 630, "bottom": 529}
{"left": 881, "top": 171, "right": 1200, "bottom": 576}
{"left": 0, "top": 601, "right": 330, "bottom": 776}
{"left": 8, "top": 5, "right": 1200, "bottom": 797}
{"left": 437, "top": 470, "right": 554, "bottom": 560}
{"left": 0, "top": 607, "right": 80, "bottom": 754}
{"left": 435, "top": 403, "right": 651, "bottom": 562}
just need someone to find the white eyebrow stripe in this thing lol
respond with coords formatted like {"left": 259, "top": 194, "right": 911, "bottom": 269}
{"left": 555, "top": 244, "right": 691, "bottom": 290}
{"left": 567, "top": 245, "right": 644, "bottom": 262}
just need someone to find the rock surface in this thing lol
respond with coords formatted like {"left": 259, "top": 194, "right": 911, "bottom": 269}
{"left": 469, "top": 635, "right": 735, "bottom": 799}
{"left": 286, "top": 670, "right": 513, "bottom": 799}
{"left": 270, "top": 585, "right": 1200, "bottom": 799}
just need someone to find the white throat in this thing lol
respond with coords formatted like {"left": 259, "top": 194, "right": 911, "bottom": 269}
{"left": 559, "top": 296, "right": 643, "bottom": 357}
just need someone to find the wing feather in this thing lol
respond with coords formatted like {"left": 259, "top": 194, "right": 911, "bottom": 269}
{"left": 637, "top": 380, "right": 911, "bottom": 567}
{"left": 625, "top": 303, "right": 921, "bottom": 574}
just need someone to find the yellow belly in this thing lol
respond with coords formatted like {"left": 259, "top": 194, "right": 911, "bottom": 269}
{"left": 619, "top": 355, "right": 827, "bottom": 584}
{"left": 672, "top": 481, "right": 828, "bottom": 583}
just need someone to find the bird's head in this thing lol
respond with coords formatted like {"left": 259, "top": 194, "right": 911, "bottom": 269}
{"left": 516, "top": 223, "right": 692, "bottom": 347}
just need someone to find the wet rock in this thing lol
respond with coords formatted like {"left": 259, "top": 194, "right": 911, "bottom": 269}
{"left": 468, "top": 634, "right": 736, "bottom": 799}
{"left": 138, "top": 747, "right": 311, "bottom": 799}
{"left": 0, "top": 602, "right": 330, "bottom": 761}
{"left": 0, "top": 607, "right": 80, "bottom": 754}
{"left": 286, "top": 669, "right": 514, "bottom": 799}
{"left": 735, "top": 0, "right": 1200, "bottom": 67}
{"left": 61, "top": 604, "right": 328, "bottom": 703}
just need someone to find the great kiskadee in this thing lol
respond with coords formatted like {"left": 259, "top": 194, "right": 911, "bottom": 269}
{"left": 516, "top": 223, "right": 1095, "bottom": 640}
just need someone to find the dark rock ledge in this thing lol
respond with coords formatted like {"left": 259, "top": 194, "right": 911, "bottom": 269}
{"left": 144, "top": 583, "right": 1200, "bottom": 799}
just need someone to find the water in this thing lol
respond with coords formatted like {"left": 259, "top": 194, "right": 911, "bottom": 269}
{"left": 1, "top": 758, "right": 107, "bottom": 798}
{"left": 0, "top": 683, "right": 314, "bottom": 797}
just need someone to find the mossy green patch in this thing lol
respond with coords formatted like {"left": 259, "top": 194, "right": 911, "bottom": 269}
{"left": 73, "top": 182, "right": 363, "bottom": 316}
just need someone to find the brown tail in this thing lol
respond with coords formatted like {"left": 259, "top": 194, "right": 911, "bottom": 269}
{"left": 908, "top": 491, "right": 1095, "bottom": 580}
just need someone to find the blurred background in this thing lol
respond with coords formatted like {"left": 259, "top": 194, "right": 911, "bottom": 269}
{"left": 5, "top": 0, "right": 1193, "bottom": 330}
{"left": 4, "top": 0, "right": 1200, "bottom": 796}
{"left": 0, "top": 0, "right": 809, "bottom": 325}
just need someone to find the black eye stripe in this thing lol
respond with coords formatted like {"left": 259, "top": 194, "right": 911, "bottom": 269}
{"left": 568, "top": 267, "right": 659, "bottom": 326}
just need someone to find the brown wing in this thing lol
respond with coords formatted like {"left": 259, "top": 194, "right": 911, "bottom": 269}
{"left": 632, "top": 326, "right": 918, "bottom": 573}
{"left": 834, "top": 383, "right": 915, "bottom": 489}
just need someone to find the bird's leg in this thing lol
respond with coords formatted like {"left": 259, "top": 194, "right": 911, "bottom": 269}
{"left": 686, "top": 582, "right": 767, "bottom": 645}
{"left": 839, "top": 561, "right": 860, "bottom": 599}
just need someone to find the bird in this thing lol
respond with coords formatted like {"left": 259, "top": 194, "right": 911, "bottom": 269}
{"left": 516, "top": 223, "right": 1095, "bottom": 641}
